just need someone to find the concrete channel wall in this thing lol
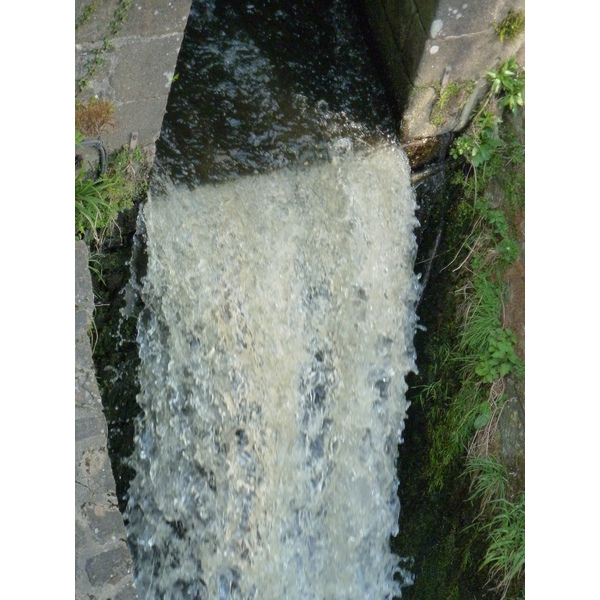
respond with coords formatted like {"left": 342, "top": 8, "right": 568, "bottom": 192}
{"left": 75, "top": 0, "right": 192, "bottom": 160}
{"left": 362, "top": 0, "right": 525, "bottom": 166}
{"left": 76, "top": 241, "right": 138, "bottom": 600}
{"left": 75, "top": 2, "right": 191, "bottom": 598}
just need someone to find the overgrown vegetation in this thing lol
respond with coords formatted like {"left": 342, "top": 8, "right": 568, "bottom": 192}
{"left": 75, "top": 100, "right": 148, "bottom": 249}
{"left": 413, "top": 57, "right": 525, "bottom": 599}
{"left": 76, "top": 140, "right": 148, "bottom": 247}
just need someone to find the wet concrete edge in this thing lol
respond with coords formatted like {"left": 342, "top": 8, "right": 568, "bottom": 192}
{"left": 76, "top": 240, "right": 138, "bottom": 600}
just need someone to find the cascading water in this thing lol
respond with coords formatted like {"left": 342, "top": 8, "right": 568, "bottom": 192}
{"left": 125, "top": 1, "right": 420, "bottom": 598}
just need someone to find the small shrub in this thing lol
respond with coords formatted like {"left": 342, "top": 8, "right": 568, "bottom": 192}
{"left": 475, "top": 327, "right": 523, "bottom": 383}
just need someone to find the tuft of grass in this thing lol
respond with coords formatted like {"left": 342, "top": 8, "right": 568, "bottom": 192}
{"left": 430, "top": 80, "right": 475, "bottom": 126}
{"left": 465, "top": 455, "right": 524, "bottom": 599}
{"left": 480, "top": 494, "right": 525, "bottom": 598}
{"left": 494, "top": 9, "right": 525, "bottom": 43}
{"left": 76, "top": 98, "right": 115, "bottom": 137}
{"left": 465, "top": 455, "right": 508, "bottom": 516}
{"left": 75, "top": 136, "right": 148, "bottom": 246}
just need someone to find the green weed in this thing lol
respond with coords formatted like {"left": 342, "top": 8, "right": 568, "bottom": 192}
{"left": 431, "top": 80, "right": 475, "bottom": 126}
{"left": 451, "top": 111, "right": 502, "bottom": 168}
{"left": 76, "top": 0, "right": 133, "bottom": 95}
{"left": 487, "top": 58, "right": 525, "bottom": 116}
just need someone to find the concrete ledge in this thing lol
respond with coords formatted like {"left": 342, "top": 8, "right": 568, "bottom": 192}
{"left": 363, "top": 0, "right": 525, "bottom": 156}
{"left": 75, "top": 241, "right": 138, "bottom": 600}
{"left": 75, "top": 0, "right": 192, "bottom": 155}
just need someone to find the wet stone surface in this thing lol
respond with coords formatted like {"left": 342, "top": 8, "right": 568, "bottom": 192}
{"left": 75, "top": 241, "right": 138, "bottom": 600}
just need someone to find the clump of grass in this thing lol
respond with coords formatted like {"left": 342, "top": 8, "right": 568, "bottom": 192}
{"left": 430, "top": 80, "right": 475, "bottom": 126}
{"left": 481, "top": 494, "right": 525, "bottom": 598}
{"left": 466, "top": 455, "right": 508, "bottom": 515}
{"left": 76, "top": 133, "right": 148, "bottom": 246}
{"left": 465, "top": 455, "right": 524, "bottom": 599}
{"left": 76, "top": 98, "right": 115, "bottom": 137}
{"left": 494, "top": 9, "right": 525, "bottom": 43}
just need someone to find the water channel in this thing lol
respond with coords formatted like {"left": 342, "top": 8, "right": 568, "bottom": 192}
{"left": 125, "top": 1, "right": 421, "bottom": 598}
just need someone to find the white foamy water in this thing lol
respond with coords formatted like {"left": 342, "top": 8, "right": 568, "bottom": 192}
{"left": 126, "top": 143, "right": 419, "bottom": 599}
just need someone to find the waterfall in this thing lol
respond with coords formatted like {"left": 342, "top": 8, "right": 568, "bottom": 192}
{"left": 123, "top": 1, "right": 420, "bottom": 597}
{"left": 126, "top": 142, "right": 419, "bottom": 599}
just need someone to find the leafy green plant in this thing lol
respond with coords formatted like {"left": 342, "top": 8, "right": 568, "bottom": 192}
{"left": 76, "top": 0, "right": 105, "bottom": 30}
{"left": 415, "top": 60, "right": 525, "bottom": 600}
{"left": 450, "top": 111, "right": 502, "bottom": 168}
{"left": 494, "top": 9, "right": 525, "bottom": 43}
{"left": 450, "top": 58, "right": 524, "bottom": 180}
{"left": 475, "top": 327, "right": 523, "bottom": 383}
{"left": 487, "top": 58, "right": 525, "bottom": 116}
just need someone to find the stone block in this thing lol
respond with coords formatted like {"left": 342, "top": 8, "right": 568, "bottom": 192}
{"left": 109, "top": 34, "right": 184, "bottom": 103}
{"left": 85, "top": 546, "right": 133, "bottom": 587}
{"left": 402, "top": 12, "right": 429, "bottom": 77}
{"left": 120, "top": 0, "right": 192, "bottom": 39}
{"left": 402, "top": 133, "right": 453, "bottom": 170}
{"left": 76, "top": 443, "right": 116, "bottom": 495}
{"left": 400, "top": 86, "right": 437, "bottom": 140}
{"left": 383, "top": 0, "right": 417, "bottom": 48}
{"left": 414, "top": 0, "right": 439, "bottom": 30}
{"left": 114, "top": 581, "right": 139, "bottom": 600}
{"left": 84, "top": 503, "right": 127, "bottom": 543}
{"left": 76, "top": 415, "right": 108, "bottom": 443}
{"left": 102, "top": 96, "right": 171, "bottom": 151}
{"left": 75, "top": 47, "right": 119, "bottom": 103}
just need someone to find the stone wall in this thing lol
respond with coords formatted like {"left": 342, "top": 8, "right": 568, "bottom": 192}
{"left": 362, "top": 0, "right": 525, "bottom": 166}
{"left": 75, "top": 3, "right": 192, "bottom": 597}
{"left": 76, "top": 241, "right": 138, "bottom": 600}
{"left": 75, "top": 0, "right": 192, "bottom": 160}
